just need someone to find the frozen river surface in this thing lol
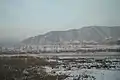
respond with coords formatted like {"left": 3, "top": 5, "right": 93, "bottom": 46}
{"left": 63, "top": 69, "right": 120, "bottom": 80}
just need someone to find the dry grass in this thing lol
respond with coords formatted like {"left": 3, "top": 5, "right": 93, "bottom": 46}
{"left": 0, "top": 56, "right": 66, "bottom": 80}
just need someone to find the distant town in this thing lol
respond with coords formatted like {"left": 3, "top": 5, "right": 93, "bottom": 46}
{"left": 0, "top": 39, "right": 120, "bottom": 54}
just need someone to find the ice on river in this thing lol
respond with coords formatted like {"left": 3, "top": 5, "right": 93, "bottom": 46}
{"left": 64, "top": 69, "right": 120, "bottom": 80}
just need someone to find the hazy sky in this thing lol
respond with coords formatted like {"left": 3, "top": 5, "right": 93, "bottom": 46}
{"left": 0, "top": 0, "right": 120, "bottom": 41}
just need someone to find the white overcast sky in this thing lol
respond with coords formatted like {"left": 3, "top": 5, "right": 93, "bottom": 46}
{"left": 0, "top": 0, "right": 120, "bottom": 41}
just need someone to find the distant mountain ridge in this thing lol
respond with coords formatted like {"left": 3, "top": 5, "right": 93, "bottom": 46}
{"left": 22, "top": 26, "right": 120, "bottom": 45}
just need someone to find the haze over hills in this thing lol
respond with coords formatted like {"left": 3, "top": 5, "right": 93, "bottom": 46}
{"left": 22, "top": 26, "right": 120, "bottom": 45}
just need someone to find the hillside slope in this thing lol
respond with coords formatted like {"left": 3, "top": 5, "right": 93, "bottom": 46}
{"left": 22, "top": 26, "right": 120, "bottom": 45}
